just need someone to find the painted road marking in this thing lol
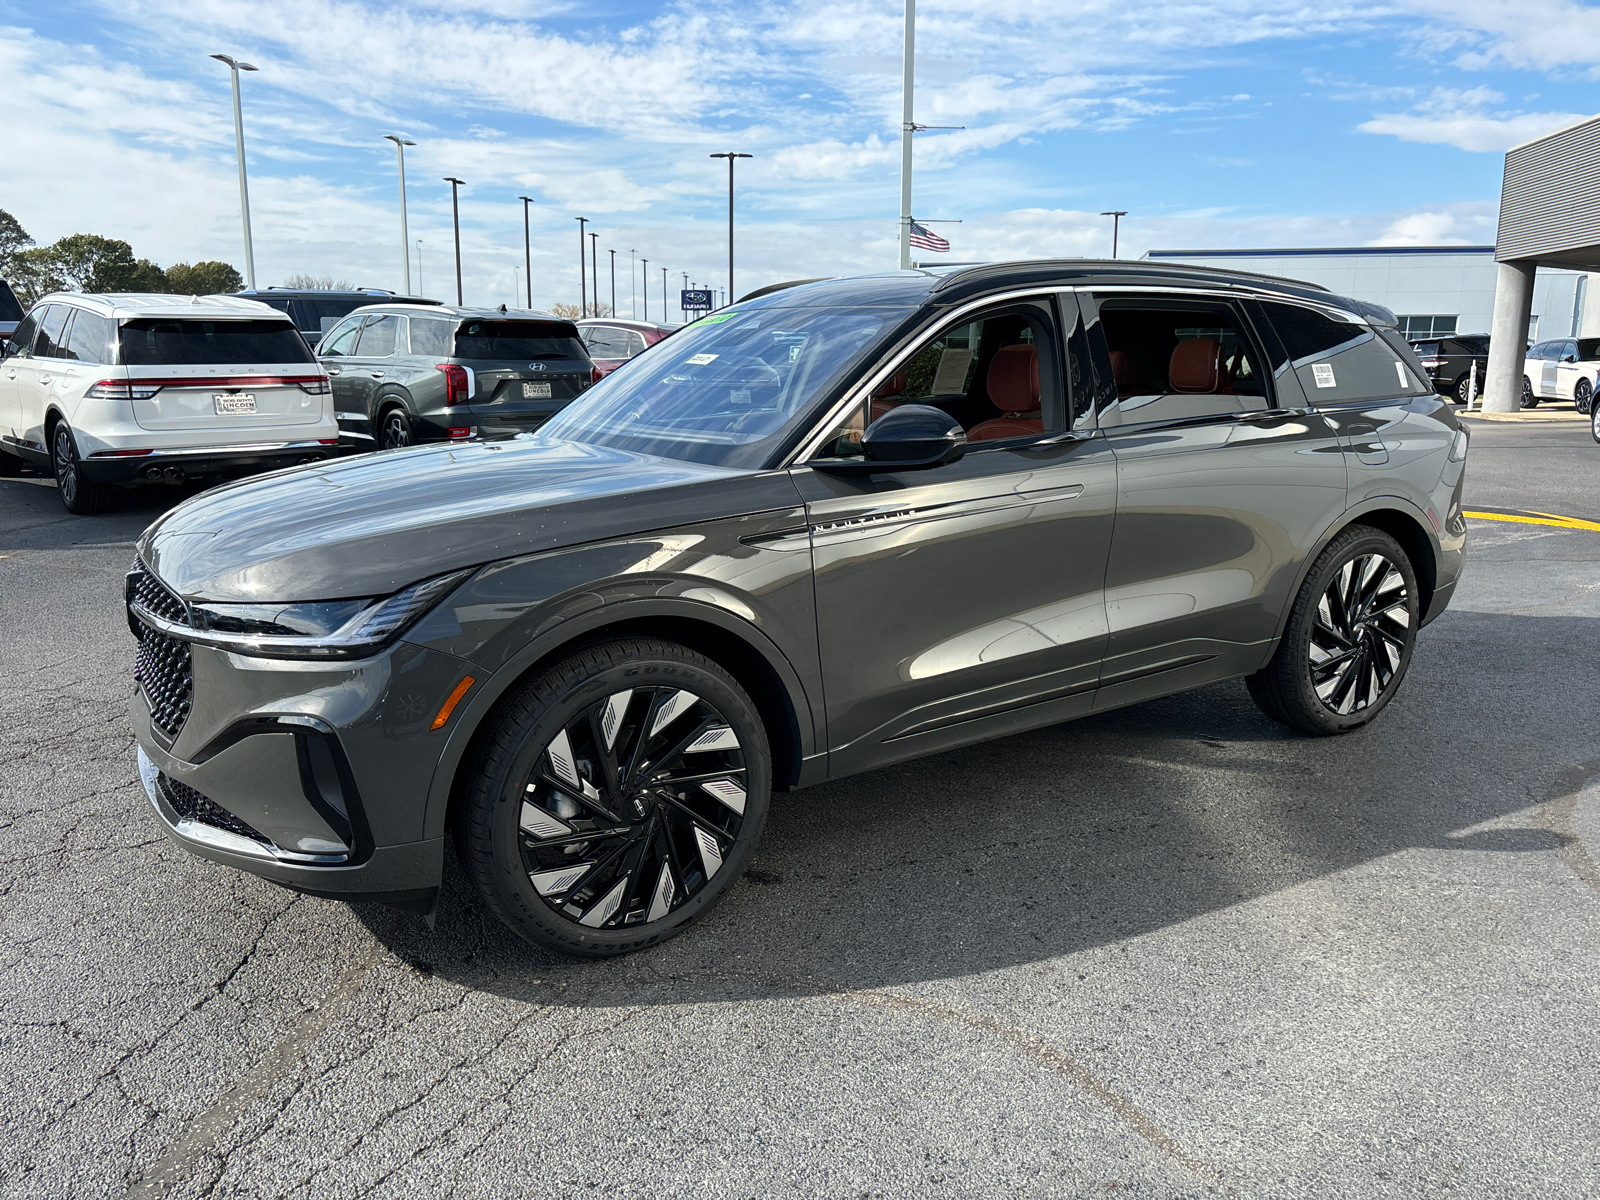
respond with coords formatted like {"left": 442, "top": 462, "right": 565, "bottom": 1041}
{"left": 1464, "top": 509, "right": 1600, "bottom": 532}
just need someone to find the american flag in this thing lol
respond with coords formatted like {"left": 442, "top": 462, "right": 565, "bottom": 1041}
{"left": 908, "top": 220, "right": 950, "bottom": 253}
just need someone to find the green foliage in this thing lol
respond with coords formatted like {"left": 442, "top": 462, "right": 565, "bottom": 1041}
{"left": 0, "top": 208, "right": 33, "bottom": 276}
{"left": 166, "top": 261, "right": 244, "bottom": 294}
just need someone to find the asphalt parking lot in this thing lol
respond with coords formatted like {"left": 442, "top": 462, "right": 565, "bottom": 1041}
{"left": 3, "top": 416, "right": 1598, "bottom": 1199}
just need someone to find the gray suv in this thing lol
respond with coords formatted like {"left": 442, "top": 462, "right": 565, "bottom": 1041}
{"left": 127, "top": 260, "right": 1467, "bottom": 958}
{"left": 316, "top": 304, "right": 596, "bottom": 449}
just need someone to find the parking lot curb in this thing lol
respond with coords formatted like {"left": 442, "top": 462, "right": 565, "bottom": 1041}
{"left": 1458, "top": 409, "right": 1586, "bottom": 422}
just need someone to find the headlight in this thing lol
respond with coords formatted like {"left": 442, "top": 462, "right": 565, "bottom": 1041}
{"left": 140, "top": 569, "right": 474, "bottom": 660}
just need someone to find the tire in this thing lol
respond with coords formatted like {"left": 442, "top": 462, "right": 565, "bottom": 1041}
{"left": 1451, "top": 374, "right": 1473, "bottom": 405}
{"left": 379, "top": 407, "right": 413, "bottom": 450}
{"left": 1575, "top": 377, "right": 1594, "bottom": 416}
{"left": 1520, "top": 377, "right": 1539, "bottom": 409}
{"left": 51, "top": 421, "right": 114, "bottom": 515}
{"left": 1246, "top": 527, "right": 1420, "bottom": 736}
{"left": 1591, "top": 402, "right": 1600, "bottom": 444}
{"left": 456, "top": 638, "right": 771, "bottom": 958}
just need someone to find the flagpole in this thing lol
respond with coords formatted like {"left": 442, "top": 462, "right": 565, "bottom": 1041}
{"left": 898, "top": 0, "right": 915, "bottom": 271}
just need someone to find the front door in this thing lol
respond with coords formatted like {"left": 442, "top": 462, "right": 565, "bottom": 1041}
{"left": 795, "top": 294, "right": 1117, "bottom": 777}
{"left": 0, "top": 309, "right": 42, "bottom": 442}
{"left": 1539, "top": 343, "right": 1560, "bottom": 397}
{"left": 1086, "top": 291, "right": 1350, "bottom": 710}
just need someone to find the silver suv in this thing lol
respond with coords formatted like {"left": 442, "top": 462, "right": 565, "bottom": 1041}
{"left": 0, "top": 293, "right": 337, "bottom": 513}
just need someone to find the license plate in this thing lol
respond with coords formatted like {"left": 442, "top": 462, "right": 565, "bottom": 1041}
{"left": 522, "top": 382, "right": 552, "bottom": 399}
{"left": 214, "top": 392, "right": 257, "bottom": 415}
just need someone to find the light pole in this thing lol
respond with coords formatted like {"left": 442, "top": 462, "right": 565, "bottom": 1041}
{"left": 1100, "top": 210, "right": 1128, "bottom": 258}
{"left": 681, "top": 272, "right": 688, "bottom": 322}
{"left": 641, "top": 257, "right": 649, "bottom": 321}
{"left": 609, "top": 249, "right": 617, "bottom": 317}
{"left": 590, "top": 231, "right": 599, "bottom": 316}
{"left": 629, "top": 249, "right": 636, "bottom": 318}
{"left": 661, "top": 267, "right": 668, "bottom": 325}
{"left": 210, "top": 54, "right": 259, "bottom": 289}
{"left": 518, "top": 196, "right": 534, "bottom": 308}
{"left": 443, "top": 177, "right": 465, "bottom": 304}
{"left": 576, "top": 218, "right": 588, "bottom": 317}
{"left": 709, "top": 152, "right": 752, "bottom": 306}
{"left": 384, "top": 135, "right": 416, "bottom": 294}
{"left": 416, "top": 239, "right": 423, "bottom": 294}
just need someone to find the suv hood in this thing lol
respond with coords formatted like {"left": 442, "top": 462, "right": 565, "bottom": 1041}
{"left": 139, "top": 435, "right": 803, "bottom": 601}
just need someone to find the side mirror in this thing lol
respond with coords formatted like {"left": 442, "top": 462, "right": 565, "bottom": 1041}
{"left": 813, "top": 404, "right": 966, "bottom": 473}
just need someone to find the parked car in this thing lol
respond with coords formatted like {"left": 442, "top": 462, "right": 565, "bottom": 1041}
{"left": 0, "top": 279, "right": 23, "bottom": 344}
{"left": 235, "top": 287, "right": 440, "bottom": 348}
{"left": 1521, "top": 337, "right": 1600, "bottom": 412}
{"left": 317, "top": 304, "right": 598, "bottom": 450}
{"left": 127, "top": 259, "right": 1467, "bottom": 957}
{"left": 1411, "top": 334, "right": 1489, "bottom": 405}
{"left": 1, "top": 293, "right": 336, "bottom": 513}
{"left": 577, "top": 318, "right": 677, "bottom": 376}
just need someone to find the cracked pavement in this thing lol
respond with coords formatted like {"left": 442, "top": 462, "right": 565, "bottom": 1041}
{"left": 2, "top": 420, "right": 1598, "bottom": 1198}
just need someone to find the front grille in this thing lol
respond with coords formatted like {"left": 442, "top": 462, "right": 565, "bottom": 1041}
{"left": 157, "top": 773, "right": 271, "bottom": 846}
{"left": 128, "top": 559, "right": 193, "bottom": 743}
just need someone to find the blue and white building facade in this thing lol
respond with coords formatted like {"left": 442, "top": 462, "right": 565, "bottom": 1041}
{"left": 1142, "top": 246, "right": 1595, "bottom": 343}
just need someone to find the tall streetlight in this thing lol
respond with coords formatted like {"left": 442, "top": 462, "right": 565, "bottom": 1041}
{"left": 641, "top": 257, "right": 649, "bottom": 321}
{"left": 661, "top": 267, "right": 668, "bottom": 326}
{"left": 518, "top": 196, "right": 535, "bottom": 308}
{"left": 384, "top": 135, "right": 416, "bottom": 294}
{"left": 443, "top": 177, "right": 465, "bottom": 304}
{"left": 609, "top": 249, "right": 617, "bottom": 317}
{"left": 416, "top": 239, "right": 423, "bottom": 294}
{"left": 629, "top": 249, "right": 636, "bottom": 318}
{"left": 582, "top": 217, "right": 595, "bottom": 316}
{"left": 709, "top": 152, "right": 752, "bottom": 306}
{"left": 589, "top": 231, "right": 599, "bottom": 316}
{"left": 210, "top": 54, "right": 259, "bottom": 289}
{"left": 681, "top": 271, "right": 688, "bottom": 322}
{"left": 1100, "top": 210, "right": 1128, "bottom": 258}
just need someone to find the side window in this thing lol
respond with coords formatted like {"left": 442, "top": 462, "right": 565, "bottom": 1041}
{"left": 1089, "top": 295, "right": 1270, "bottom": 427}
{"left": 64, "top": 311, "right": 115, "bottom": 365}
{"left": 34, "top": 305, "right": 70, "bottom": 359}
{"left": 408, "top": 318, "right": 454, "bottom": 358}
{"left": 355, "top": 314, "right": 400, "bottom": 357}
{"left": 811, "top": 298, "right": 1062, "bottom": 457}
{"left": 1561, "top": 340, "right": 1578, "bottom": 363}
{"left": 320, "top": 317, "right": 363, "bottom": 357}
{"left": 1259, "top": 301, "right": 1419, "bottom": 405}
{"left": 7, "top": 310, "right": 41, "bottom": 357}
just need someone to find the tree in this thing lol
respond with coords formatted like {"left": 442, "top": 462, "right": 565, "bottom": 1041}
{"left": 281, "top": 273, "right": 356, "bottom": 290}
{"left": 9, "top": 247, "right": 64, "bottom": 307}
{"left": 0, "top": 208, "right": 34, "bottom": 277}
{"left": 44, "top": 234, "right": 171, "bottom": 293}
{"left": 166, "top": 261, "right": 244, "bottom": 294}
{"left": 549, "top": 302, "right": 611, "bottom": 319}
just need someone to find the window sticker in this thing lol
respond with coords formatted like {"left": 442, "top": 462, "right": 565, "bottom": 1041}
{"left": 695, "top": 312, "right": 739, "bottom": 326}
{"left": 1394, "top": 361, "right": 1410, "bottom": 389}
{"left": 931, "top": 348, "right": 974, "bottom": 394}
{"left": 686, "top": 353, "right": 719, "bottom": 365}
{"left": 1312, "top": 362, "right": 1337, "bottom": 388}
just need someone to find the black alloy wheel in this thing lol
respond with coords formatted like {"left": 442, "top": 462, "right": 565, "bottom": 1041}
{"left": 51, "top": 421, "right": 112, "bottom": 515}
{"left": 1520, "top": 377, "right": 1539, "bottom": 409}
{"left": 1452, "top": 374, "right": 1473, "bottom": 405}
{"left": 1591, "top": 401, "right": 1600, "bottom": 444}
{"left": 1246, "top": 526, "right": 1419, "bottom": 736}
{"left": 380, "top": 408, "right": 413, "bottom": 450}
{"left": 458, "top": 638, "right": 771, "bottom": 957}
{"left": 1575, "top": 377, "right": 1594, "bottom": 416}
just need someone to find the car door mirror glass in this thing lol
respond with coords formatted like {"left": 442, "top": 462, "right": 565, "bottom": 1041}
{"left": 813, "top": 404, "right": 966, "bottom": 472}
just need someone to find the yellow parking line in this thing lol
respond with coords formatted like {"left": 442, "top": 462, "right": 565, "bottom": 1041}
{"left": 1464, "top": 509, "right": 1600, "bottom": 532}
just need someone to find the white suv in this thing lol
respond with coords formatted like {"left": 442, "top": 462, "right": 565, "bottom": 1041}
{"left": 0, "top": 293, "right": 338, "bottom": 514}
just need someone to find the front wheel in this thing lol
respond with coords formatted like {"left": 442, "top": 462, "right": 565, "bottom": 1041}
{"left": 1520, "top": 377, "right": 1539, "bottom": 409}
{"left": 456, "top": 638, "right": 771, "bottom": 957}
{"left": 1575, "top": 377, "right": 1594, "bottom": 416}
{"left": 51, "top": 422, "right": 114, "bottom": 514}
{"left": 1246, "top": 527, "right": 1420, "bottom": 736}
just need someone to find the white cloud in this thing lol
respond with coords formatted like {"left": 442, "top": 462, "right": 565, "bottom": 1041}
{"left": 1359, "top": 87, "right": 1586, "bottom": 152}
{"left": 1395, "top": 0, "right": 1600, "bottom": 75}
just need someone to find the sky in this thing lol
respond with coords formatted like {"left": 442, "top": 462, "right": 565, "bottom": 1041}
{"left": 3, "top": 0, "right": 1599, "bottom": 317}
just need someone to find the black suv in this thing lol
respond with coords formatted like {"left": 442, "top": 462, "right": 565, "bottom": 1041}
{"left": 316, "top": 304, "right": 598, "bottom": 449}
{"left": 1411, "top": 335, "right": 1489, "bottom": 405}
{"left": 127, "top": 260, "right": 1467, "bottom": 958}
{"left": 235, "top": 287, "right": 440, "bottom": 348}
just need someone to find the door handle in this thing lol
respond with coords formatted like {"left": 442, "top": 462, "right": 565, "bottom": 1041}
{"left": 369, "top": 371, "right": 384, "bottom": 379}
{"left": 327, "top": 367, "right": 341, "bottom": 375}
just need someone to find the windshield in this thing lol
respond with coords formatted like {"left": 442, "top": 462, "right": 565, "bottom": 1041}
{"left": 119, "top": 319, "right": 315, "bottom": 365}
{"left": 455, "top": 319, "right": 587, "bottom": 361}
{"left": 541, "top": 307, "right": 891, "bottom": 467}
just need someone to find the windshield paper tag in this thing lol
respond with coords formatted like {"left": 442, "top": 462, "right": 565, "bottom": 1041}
{"left": 686, "top": 353, "right": 719, "bottom": 365}
{"left": 696, "top": 313, "right": 738, "bottom": 326}
{"left": 1394, "top": 361, "right": 1410, "bottom": 389}
{"left": 1312, "top": 363, "right": 1337, "bottom": 388}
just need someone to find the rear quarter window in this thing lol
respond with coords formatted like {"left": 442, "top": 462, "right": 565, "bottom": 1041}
{"left": 408, "top": 317, "right": 454, "bottom": 358}
{"left": 454, "top": 320, "right": 587, "bottom": 361}
{"left": 119, "top": 319, "right": 315, "bottom": 365}
{"left": 1260, "top": 301, "right": 1421, "bottom": 404}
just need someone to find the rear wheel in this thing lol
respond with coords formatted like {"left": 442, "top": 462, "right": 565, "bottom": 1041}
{"left": 1451, "top": 374, "right": 1473, "bottom": 405}
{"left": 51, "top": 421, "right": 114, "bottom": 515}
{"left": 1246, "top": 527, "right": 1419, "bottom": 736}
{"left": 379, "top": 407, "right": 413, "bottom": 450}
{"left": 1575, "top": 377, "right": 1593, "bottom": 415}
{"left": 457, "top": 638, "right": 771, "bottom": 957}
{"left": 1520, "top": 377, "right": 1539, "bottom": 409}
{"left": 1591, "top": 402, "right": 1600, "bottom": 444}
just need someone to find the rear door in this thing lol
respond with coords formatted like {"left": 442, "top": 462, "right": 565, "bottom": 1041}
{"left": 454, "top": 318, "right": 593, "bottom": 431}
{"left": 1554, "top": 339, "right": 1581, "bottom": 400}
{"left": 343, "top": 313, "right": 403, "bottom": 421}
{"left": 1535, "top": 342, "right": 1558, "bottom": 397}
{"left": 1087, "top": 291, "right": 1349, "bottom": 709}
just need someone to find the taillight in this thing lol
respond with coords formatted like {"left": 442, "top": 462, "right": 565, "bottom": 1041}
{"left": 437, "top": 364, "right": 470, "bottom": 406}
{"left": 447, "top": 427, "right": 471, "bottom": 439}
{"left": 298, "top": 377, "right": 332, "bottom": 395}
{"left": 85, "top": 380, "right": 160, "bottom": 401}
{"left": 1420, "top": 357, "right": 1447, "bottom": 369}
{"left": 591, "top": 365, "right": 603, "bottom": 385}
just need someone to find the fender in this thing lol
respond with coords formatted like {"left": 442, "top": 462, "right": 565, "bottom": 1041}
{"left": 417, "top": 594, "right": 822, "bottom": 843}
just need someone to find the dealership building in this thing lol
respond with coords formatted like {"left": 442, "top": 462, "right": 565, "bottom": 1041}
{"left": 1140, "top": 245, "right": 1597, "bottom": 344}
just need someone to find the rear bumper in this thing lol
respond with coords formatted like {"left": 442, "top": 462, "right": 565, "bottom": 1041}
{"left": 84, "top": 441, "right": 338, "bottom": 483}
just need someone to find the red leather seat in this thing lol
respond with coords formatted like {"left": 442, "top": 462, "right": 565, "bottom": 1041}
{"left": 967, "top": 345, "right": 1042, "bottom": 442}
{"left": 869, "top": 369, "right": 908, "bottom": 423}
{"left": 1108, "top": 349, "right": 1153, "bottom": 396}
{"left": 1169, "top": 338, "right": 1231, "bottom": 393}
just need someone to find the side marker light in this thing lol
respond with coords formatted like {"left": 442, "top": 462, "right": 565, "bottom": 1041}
{"left": 431, "top": 675, "right": 476, "bottom": 731}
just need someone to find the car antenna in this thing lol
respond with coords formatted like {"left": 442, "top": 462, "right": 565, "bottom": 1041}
{"left": 498, "top": 303, "right": 507, "bottom": 313}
